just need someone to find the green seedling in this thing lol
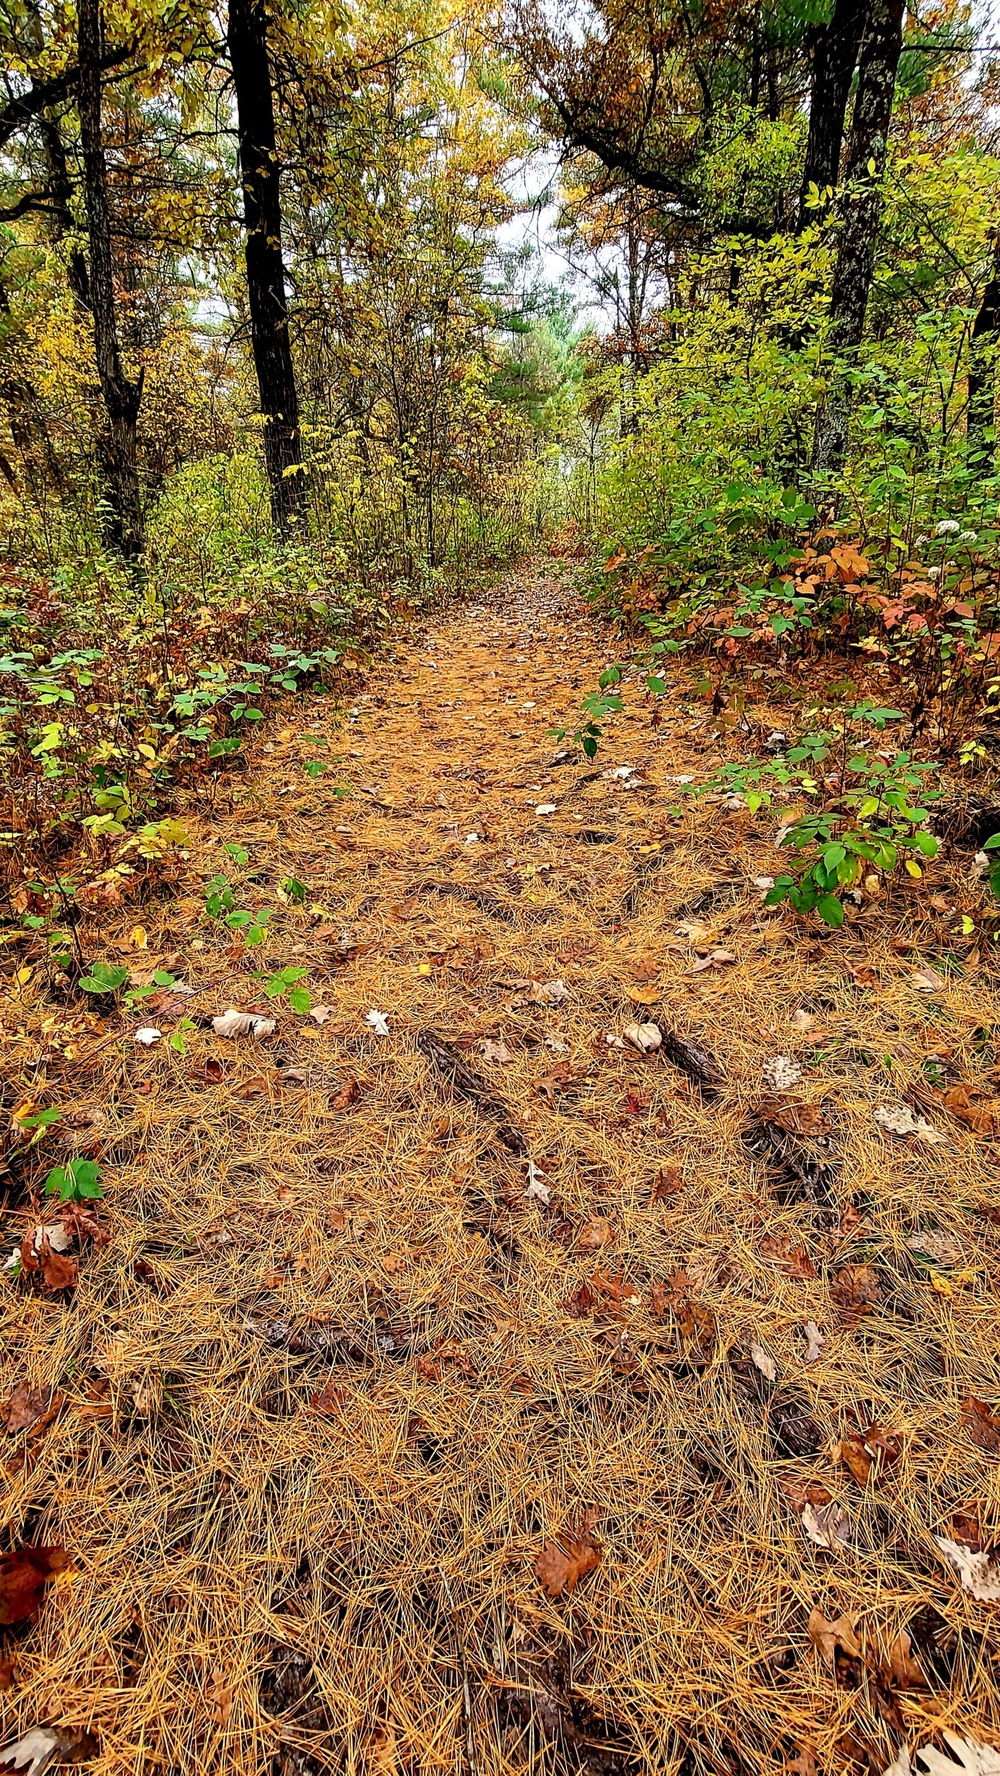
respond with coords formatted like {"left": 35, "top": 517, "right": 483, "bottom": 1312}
{"left": 45, "top": 1157, "right": 102, "bottom": 1201}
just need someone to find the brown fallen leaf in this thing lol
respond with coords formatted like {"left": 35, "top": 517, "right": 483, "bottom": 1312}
{"left": 801, "top": 1498, "right": 853, "bottom": 1551}
{"left": 537, "top": 1062, "right": 578, "bottom": 1102}
{"left": 207, "top": 1667, "right": 232, "bottom": 1726}
{"left": 831, "top": 1264, "right": 881, "bottom": 1324}
{"left": 943, "top": 1085, "right": 996, "bottom": 1137}
{"left": 309, "top": 1380, "right": 346, "bottom": 1416}
{"left": 237, "top": 1075, "right": 271, "bottom": 1099}
{"left": 650, "top": 1268, "right": 693, "bottom": 1315}
{"left": 836, "top": 1420, "right": 903, "bottom": 1486}
{"left": 0, "top": 1546, "right": 68, "bottom": 1625}
{"left": 204, "top": 1057, "right": 224, "bottom": 1082}
{"left": 37, "top": 1234, "right": 77, "bottom": 1292}
{"left": 534, "top": 1512, "right": 602, "bottom": 1598}
{"left": 887, "top": 1629, "right": 928, "bottom": 1691}
{"left": 331, "top": 1076, "right": 360, "bottom": 1110}
{"left": 566, "top": 1269, "right": 641, "bottom": 1318}
{"left": 687, "top": 947, "right": 736, "bottom": 975}
{"left": 1, "top": 1385, "right": 62, "bottom": 1437}
{"left": 807, "top": 1606, "right": 862, "bottom": 1664}
{"left": 651, "top": 1166, "right": 684, "bottom": 1200}
{"left": 670, "top": 1295, "right": 716, "bottom": 1364}
{"left": 756, "top": 1096, "right": 831, "bottom": 1138}
{"left": 867, "top": 1664, "right": 904, "bottom": 1735}
{"left": 576, "top": 1218, "right": 617, "bottom": 1250}
{"left": 760, "top": 1234, "right": 817, "bottom": 1279}
{"left": 910, "top": 966, "right": 944, "bottom": 991}
{"left": 960, "top": 1396, "right": 1000, "bottom": 1453}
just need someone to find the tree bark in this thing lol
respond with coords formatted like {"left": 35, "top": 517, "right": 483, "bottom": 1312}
{"left": 811, "top": 0, "right": 904, "bottom": 477}
{"left": 228, "top": 0, "right": 303, "bottom": 535}
{"left": 968, "top": 232, "right": 1000, "bottom": 468}
{"left": 797, "top": 0, "right": 870, "bottom": 230}
{"left": 77, "top": 0, "right": 144, "bottom": 557}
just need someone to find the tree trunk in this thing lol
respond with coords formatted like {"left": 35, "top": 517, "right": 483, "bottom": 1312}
{"left": 228, "top": 0, "right": 303, "bottom": 535}
{"left": 968, "top": 232, "right": 1000, "bottom": 468}
{"left": 797, "top": 0, "right": 869, "bottom": 230}
{"left": 77, "top": 0, "right": 144, "bottom": 558}
{"left": 811, "top": 0, "right": 904, "bottom": 477}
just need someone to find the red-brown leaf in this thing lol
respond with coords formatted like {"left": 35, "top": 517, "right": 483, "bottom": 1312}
{"left": 534, "top": 1513, "right": 602, "bottom": 1598}
{"left": 0, "top": 1546, "right": 67, "bottom": 1625}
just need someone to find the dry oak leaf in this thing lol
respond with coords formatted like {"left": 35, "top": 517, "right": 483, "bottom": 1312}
{"left": 670, "top": 1295, "right": 717, "bottom": 1364}
{"left": 537, "top": 1061, "right": 578, "bottom": 1102}
{"left": 836, "top": 1420, "right": 903, "bottom": 1486}
{"left": 688, "top": 948, "right": 736, "bottom": 975}
{"left": 0, "top": 1547, "right": 68, "bottom": 1626}
{"left": 803, "top": 1320, "right": 825, "bottom": 1363}
{"left": 534, "top": 1513, "right": 602, "bottom": 1599}
{"left": 760, "top": 1235, "right": 817, "bottom": 1279}
{"left": 807, "top": 1606, "right": 862, "bottom": 1664}
{"left": 1, "top": 1386, "right": 61, "bottom": 1436}
{"left": 887, "top": 1629, "right": 928, "bottom": 1691}
{"left": 207, "top": 1668, "right": 232, "bottom": 1727}
{"left": 0, "top": 1729, "right": 61, "bottom": 1775}
{"left": 212, "top": 1009, "right": 276, "bottom": 1039}
{"left": 567, "top": 1269, "right": 640, "bottom": 1317}
{"left": 906, "top": 1228, "right": 966, "bottom": 1267}
{"left": 943, "top": 1085, "right": 997, "bottom": 1137}
{"left": 576, "top": 1218, "right": 617, "bottom": 1251}
{"left": 756, "top": 1096, "right": 832, "bottom": 1138}
{"left": 309, "top": 1381, "right": 347, "bottom": 1418}
{"left": 801, "top": 1499, "right": 852, "bottom": 1551}
{"left": 331, "top": 1075, "right": 360, "bottom": 1110}
{"left": 33, "top": 1233, "right": 77, "bottom": 1292}
{"left": 933, "top": 1534, "right": 1000, "bottom": 1602}
{"left": 651, "top": 1166, "right": 684, "bottom": 1200}
{"left": 961, "top": 1397, "right": 1000, "bottom": 1454}
{"left": 831, "top": 1264, "right": 881, "bottom": 1323}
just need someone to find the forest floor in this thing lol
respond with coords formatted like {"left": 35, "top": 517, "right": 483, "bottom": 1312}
{"left": 4, "top": 559, "right": 1000, "bottom": 1776}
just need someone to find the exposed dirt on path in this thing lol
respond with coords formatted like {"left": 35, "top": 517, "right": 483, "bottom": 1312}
{"left": 4, "top": 561, "right": 1000, "bottom": 1774}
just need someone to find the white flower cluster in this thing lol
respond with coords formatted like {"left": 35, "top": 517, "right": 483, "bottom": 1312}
{"left": 935, "top": 519, "right": 961, "bottom": 536}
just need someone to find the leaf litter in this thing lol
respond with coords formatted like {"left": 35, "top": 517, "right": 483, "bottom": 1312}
{"left": 9, "top": 565, "right": 1000, "bottom": 1773}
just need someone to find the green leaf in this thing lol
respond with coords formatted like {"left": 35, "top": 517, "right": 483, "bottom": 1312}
{"left": 18, "top": 1106, "right": 61, "bottom": 1130}
{"left": 79, "top": 962, "right": 128, "bottom": 993}
{"left": 288, "top": 986, "right": 311, "bottom": 1014}
{"left": 816, "top": 894, "right": 845, "bottom": 927}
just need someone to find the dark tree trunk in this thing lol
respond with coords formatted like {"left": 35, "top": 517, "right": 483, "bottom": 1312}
{"left": 78, "top": 0, "right": 144, "bottom": 558}
{"left": 797, "top": 0, "right": 869, "bottom": 230}
{"left": 228, "top": 0, "right": 303, "bottom": 535}
{"left": 968, "top": 233, "right": 1000, "bottom": 468}
{"left": 811, "top": 0, "right": 904, "bottom": 477}
{"left": 39, "top": 116, "right": 91, "bottom": 308}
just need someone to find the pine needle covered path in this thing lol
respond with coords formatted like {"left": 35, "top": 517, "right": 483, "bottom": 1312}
{"left": 4, "top": 562, "right": 1000, "bottom": 1774}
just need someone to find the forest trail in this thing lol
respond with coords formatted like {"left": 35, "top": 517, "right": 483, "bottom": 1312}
{"left": 6, "top": 560, "right": 1000, "bottom": 1775}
